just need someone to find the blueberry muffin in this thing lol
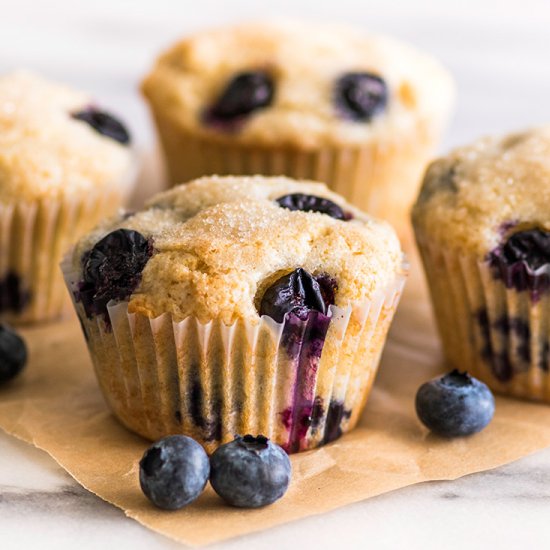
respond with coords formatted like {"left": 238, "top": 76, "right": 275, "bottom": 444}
{"left": 141, "top": 20, "right": 454, "bottom": 239}
{"left": 412, "top": 127, "right": 550, "bottom": 401}
{"left": 0, "top": 71, "right": 135, "bottom": 324}
{"left": 63, "top": 175, "right": 406, "bottom": 453}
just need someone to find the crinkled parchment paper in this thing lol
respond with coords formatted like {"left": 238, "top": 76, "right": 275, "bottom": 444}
{"left": 2, "top": 260, "right": 550, "bottom": 546}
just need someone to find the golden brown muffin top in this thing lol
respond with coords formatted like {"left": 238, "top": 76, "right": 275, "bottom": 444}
{"left": 72, "top": 175, "right": 405, "bottom": 324}
{"left": 0, "top": 71, "right": 133, "bottom": 202}
{"left": 412, "top": 127, "right": 550, "bottom": 255}
{"left": 142, "top": 20, "right": 454, "bottom": 149}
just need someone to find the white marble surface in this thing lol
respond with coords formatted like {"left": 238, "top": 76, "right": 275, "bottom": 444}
{"left": 1, "top": 1, "right": 550, "bottom": 548}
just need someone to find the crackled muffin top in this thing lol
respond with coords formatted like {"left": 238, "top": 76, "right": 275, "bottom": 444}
{"left": 71, "top": 175, "right": 405, "bottom": 324}
{"left": 141, "top": 20, "right": 454, "bottom": 149}
{"left": 0, "top": 71, "right": 133, "bottom": 202}
{"left": 412, "top": 127, "right": 550, "bottom": 256}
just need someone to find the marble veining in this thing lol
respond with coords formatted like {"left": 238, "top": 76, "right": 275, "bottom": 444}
{"left": 0, "top": 485, "right": 104, "bottom": 514}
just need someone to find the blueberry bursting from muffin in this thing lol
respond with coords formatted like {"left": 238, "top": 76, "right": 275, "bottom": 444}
{"left": 477, "top": 227, "right": 550, "bottom": 382}
{"left": 74, "top": 194, "right": 355, "bottom": 451}
{"left": 77, "top": 229, "right": 153, "bottom": 323}
{"left": 488, "top": 228, "right": 550, "bottom": 298}
{"left": 203, "top": 69, "right": 387, "bottom": 130}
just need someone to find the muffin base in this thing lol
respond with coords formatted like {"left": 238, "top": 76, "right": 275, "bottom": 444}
{"left": 63, "top": 259, "right": 406, "bottom": 454}
{"left": 416, "top": 236, "right": 550, "bottom": 402}
{"left": 0, "top": 192, "right": 129, "bottom": 325}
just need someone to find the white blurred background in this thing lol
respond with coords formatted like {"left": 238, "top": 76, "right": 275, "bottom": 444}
{"left": 1, "top": 0, "right": 549, "bottom": 156}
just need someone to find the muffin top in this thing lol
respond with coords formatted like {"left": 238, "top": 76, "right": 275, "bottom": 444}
{"left": 412, "top": 127, "right": 550, "bottom": 255}
{"left": 141, "top": 20, "right": 454, "bottom": 149}
{"left": 0, "top": 71, "right": 133, "bottom": 202}
{"left": 71, "top": 175, "right": 405, "bottom": 324}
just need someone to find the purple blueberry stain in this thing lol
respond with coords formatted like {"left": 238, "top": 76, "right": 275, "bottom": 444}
{"left": 72, "top": 106, "right": 131, "bottom": 144}
{"left": 259, "top": 269, "right": 339, "bottom": 452}
{"left": 276, "top": 310, "right": 332, "bottom": 453}
{"left": 287, "top": 311, "right": 332, "bottom": 453}
{"left": 475, "top": 308, "right": 547, "bottom": 382}
{"left": 0, "top": 272, "right": 31, "bottom": 315}
{"left": 189, "top": 371, "right": 222, "bottom": 443}
{"left": 334, "top": 72, "right": 388, "bottom": 122}
{"left": 323, "top": 401, "right": 352, "bottom": 444}
{"left": 279, "top": 397, "right": 351, "bottom": 452}
{"left": 310, "top": 396, "right": 325, "bottom": 430}
{"left": 280, "top": 401, "right": 324, "bottom": 438}
{"left": 487, "top": 229, "right": 550, "bottom": 300}
{"left": 492, "top": 315, "right": 531, "bottom": 364}
{"left": 476, "top": 308, "right": 514, "bottom": 382}
{"left": 275, "top": 194, "right": 351, "bottom": 221}
{"left": 203, "top": 71, "right": 274, "bottom": 132}
{"left": 75, "top": 229, "right": 153, "bottom": 323}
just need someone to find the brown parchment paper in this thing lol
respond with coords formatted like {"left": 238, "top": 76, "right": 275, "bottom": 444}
{"left": 2, "top": 258, "right": 550, "bottom": 547}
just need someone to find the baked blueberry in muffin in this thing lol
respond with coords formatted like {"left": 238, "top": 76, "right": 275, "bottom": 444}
{"left": 78, "top": 229, "right": 153, "bottom": 321}
{"left": 65, "top": 175, "right": 406, "bottom": 453}
{"left": 487, "top": 229, "right": 550, "bottom": 299}
{"left": 203, "top": 71, "right": 274, "bottom": 131}
{"left": 413, "top": 126, "right": 550, "bottom": 400}
{"left": 141, "top": 21, "right": 454, "bottom": 239}
{"left": 72, "top": 107, "right": 131, "bottom": 144}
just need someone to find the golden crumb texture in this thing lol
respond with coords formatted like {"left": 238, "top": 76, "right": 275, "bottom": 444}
{"left": 74, "top": 175, "right": 405, "bottom": 324}
{"left": 141, "top": 20, "right": 454, "bottom": 148}
{"left": 412, "top": 126, "right": 550, "bottom": 255}
{"left": 0, "top": 71, "right": 133, "bottom": 202}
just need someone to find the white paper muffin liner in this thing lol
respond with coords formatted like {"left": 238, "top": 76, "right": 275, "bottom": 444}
{"left": 152, "top": 112, "right": 441, "bottom": 242}
{"left": 0, "top": 157, "right": 138, "bottom": 325}
{"left": 62, "top": 255, "right": 406, "bottom": 453}
{"left": 0, "top": 193, "right": 123, "bottom": 325}
{"left": 416, "top": 236, "right": 550, "bottom": 402}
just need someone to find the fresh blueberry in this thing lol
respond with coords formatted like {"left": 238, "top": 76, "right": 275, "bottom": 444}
{"left": 139, "top": 435, "right": 210, "bottom": 510}
{"left": 334, "top": 72, "right": 388, "bottom": 122}
{"left": 72, "top": 107, "right": 131, "bottom": 144}
{"left": 209, "top": 435, "right": 291, "bottom": 508}
{"left": 204, "top": 71, "right": 274, "bottom": 125}
{"left": 259, "top": 268, "right": 336, "bottom": 323}
{"left": 78, "top": 229, "right": 153, "bottom": 319}
{"left": 276, "top": 193, "right": 350, "bottom": 220}
{"left": 415, "top": 370, "right": 495, "bottom": 437}
{"left": 0, "top": 324, "right": 27, "bottom": 384}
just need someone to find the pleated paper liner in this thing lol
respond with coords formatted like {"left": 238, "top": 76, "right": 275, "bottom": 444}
{"left": 0, "top": 190, "right": 131, "bottom": 325}
{"left": 416, "top": 235, "right": 550, "bottom": 402}
{"left": 152, "top": 110, "right": 439, "bottom": 242}
{"left": 62, "top": 256, "right": 406, "bottom": 454}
